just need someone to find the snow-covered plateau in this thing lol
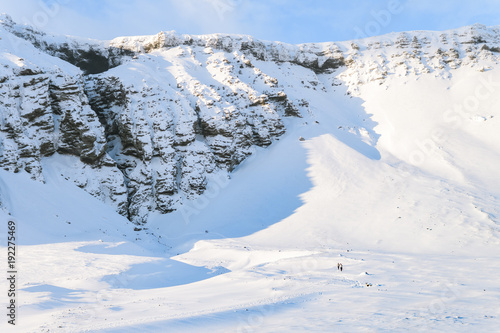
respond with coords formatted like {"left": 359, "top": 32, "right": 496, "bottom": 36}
{"left": 0, "top": 14, "right": 499, "bottom": 332}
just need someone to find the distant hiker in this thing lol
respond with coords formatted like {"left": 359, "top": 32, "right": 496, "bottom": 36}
{"left": 337, "top": 263, "right": 340, "bottom": 270}
{"left": 340, "top": 264, "right": 343, "bottom": 272}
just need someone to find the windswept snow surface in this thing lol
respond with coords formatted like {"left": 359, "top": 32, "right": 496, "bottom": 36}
{"left": 1, "top": 27, "right": 500, "bottom": 332}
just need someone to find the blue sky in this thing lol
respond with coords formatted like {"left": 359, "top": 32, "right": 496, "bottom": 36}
{"left": 1, "top": 0, "right": 499, "bottom": 43}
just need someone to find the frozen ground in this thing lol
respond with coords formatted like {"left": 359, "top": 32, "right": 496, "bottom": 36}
{"left": 1, "top": 28, "right": 500, "bottom": 332}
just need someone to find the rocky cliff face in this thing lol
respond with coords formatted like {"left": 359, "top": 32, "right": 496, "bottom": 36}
{"left": 1, "top": 14, "right": 499, "bottom": 223}
{"left": 83, "top": 49, "right": 293, "bottom": 222}
{"left": 0, "top": 51, "right": 129, "bottom": 216}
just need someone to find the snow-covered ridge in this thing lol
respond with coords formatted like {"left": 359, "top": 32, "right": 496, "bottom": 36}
{"left": 109, "top": 23, "right": 500, "bottom": 78}
{"left": 1, "top": 14, "right": 500, "bottom": 223}
{"left": 0, "top": 13, "right": 132, "bottom": 74}
{"left": 4, "top": 13, "right": 499, "bottom": 76}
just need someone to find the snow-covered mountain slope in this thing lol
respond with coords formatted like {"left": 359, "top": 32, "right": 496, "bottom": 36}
{"left": 0, "top": 15, "right": 500, "bottom": 332}
{"left": 1, "top": 14, "right": 500, "bottom": 223}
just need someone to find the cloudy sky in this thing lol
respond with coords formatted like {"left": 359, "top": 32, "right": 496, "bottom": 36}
{"left": 1, "top": 0, "right": 499, "bottom": 43}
